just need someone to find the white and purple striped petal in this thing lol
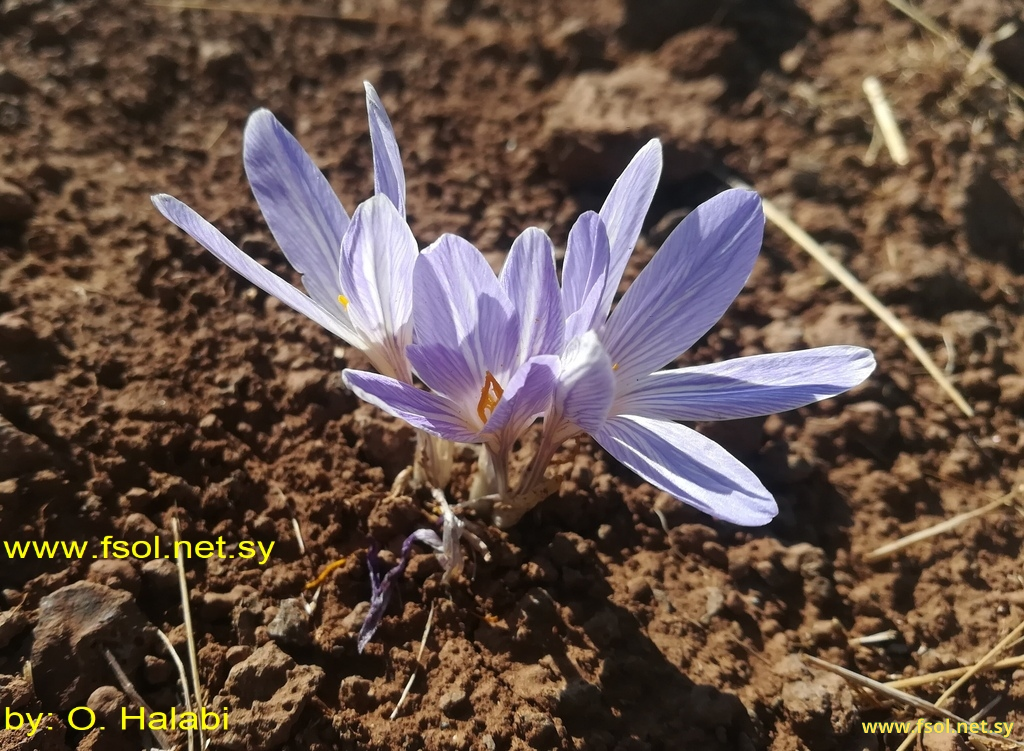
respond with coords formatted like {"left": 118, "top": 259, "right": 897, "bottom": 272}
{"left": 151, "top": 194, "right": 361, "bottom": 345}
{"left": 617, "top": 346, "right": 876, "bottom": 420}
{"left": 364, "top": 82, "right": 406, "bottom": 217}
{"left": 243, "top": 109, "right": 350, "bottom": 315}
{"left": 594, "top": 415, "right": 777, "bottom": 526}
{"left": 342, "top": 369, "right": 479, "bottom": 443}
{"left": 339, "top": 195, "right": 417, "bottom": 380}
{"left": 561, "top": 211, "right": 610, "bottom": 342}
{"left": 554, "top": 332, "right": 615, "bottom": 433}
{"left": 597, "top": 139, "right": 662, "bottom": 318}
{"left": 601, "top": 189, "right": 764, "bottom": 384}
{"left": 410, "top": 234, "right": 519, "bottom": 401}
{"left": 499, "top": 227, "right": 564, "bottom": 361}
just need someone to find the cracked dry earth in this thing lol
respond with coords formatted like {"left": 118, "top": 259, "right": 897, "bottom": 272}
{"left": 2, "top": 0, "right": 1024, "bottom": 749}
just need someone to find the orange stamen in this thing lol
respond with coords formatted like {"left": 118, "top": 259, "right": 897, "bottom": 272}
{"left": 476, "top": 371, "right": 504, "bottom": 424}
{"left": 305, "top": 557, "right": 347, "bottom": 590}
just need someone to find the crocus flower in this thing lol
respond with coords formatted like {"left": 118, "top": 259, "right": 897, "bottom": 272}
{"left": 151, "top": 83, "right": 415, "bottom": 382}
{"left": 343, "top": 227, "right": 564, "bottom": 495}
{"left": 498, "top": 188, "right": 876, "bottom": 528}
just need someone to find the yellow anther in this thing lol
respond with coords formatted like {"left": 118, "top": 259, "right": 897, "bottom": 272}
{"left": 612, "top": 362, "right": 620, "bottom": 371}
{"left": 337, "top": 294, "right": 350, "bottom": 308}
{"left": 476, "top": 371, "right": 504, "bottom": 424}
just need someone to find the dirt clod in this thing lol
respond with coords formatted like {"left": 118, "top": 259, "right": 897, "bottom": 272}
{"left": 211, "top": 642, "right": 325, "bottom": 751}
{"left": 31, "top": 581, "right": 155, "bottom": 709}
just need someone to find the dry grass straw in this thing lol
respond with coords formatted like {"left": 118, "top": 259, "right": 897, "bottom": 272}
{"left": 893, "top": 619, "right": 1024, "bottom": 750}
{"left": 886, "top": 655, "right": 1024, "bottom": 691}
{"left": 147, "top": 0, "right": 392, "bottom": 24}
{"left": 103, "top": 648, "right": 175, "bottom": 751}
{"left": 715, "top": 168, "right": 974, "bottom": 418}
{"left": 884, "top": 0, "right": 1024, "bottom": 107}
{"left": 862, "top": 76, "right": 910, "bottom": 166}
{"left": 803, "top": 654, "right": 1023, "bottom": 748}
{"left": 157, "top": 630, "right": 195, "bottom": 751}
{"left": 171, "top": 516, "right": 207, "bottom": 751}
{"left": 865, "top": 484, "right": 1021, "bottom": 561}
{"left": 390, "top": 600, "right": 436, "bottom": 720}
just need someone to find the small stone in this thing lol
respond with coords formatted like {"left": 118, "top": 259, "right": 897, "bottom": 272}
{"left": 32, "top": 581, "right": 155, "bottom": 709}
{"left": 267, "top": 597, "right": 311, "bottom": 647}
{"left": 140, "top": 558, "right": 178, "bottom": 591}
{"left": 439, "top": 687, "right": 468, "bottom": 718}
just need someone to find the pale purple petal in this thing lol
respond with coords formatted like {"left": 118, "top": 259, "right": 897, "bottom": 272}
{"left": 598, "top": 139, "right": 662, "bottom": 317}
{"left": 618, "top": 346, "right": 876, "bottom": 420}
{"left": 343, "top": 369, "right": 479, "bottom": 443}
{"left": 364, "top": 82, "right": 406, "bottom": 217}
{"left": 243, "top": 109, "right": 350, "bottom": 312}
{"left": 601, "top": 189, "right": 764, "bottom": 383}
{"left": 482, "top": 355, "right": 559, "bottom": 445}
{"left": 339, "top": 195, "right": 416, "bottom": 380}
{"left": 555, "top": 332, "right": 615, "bottom": 433}
{"left": 413, "top": 234, "right": 519, "bottom": 399}
{"left": 152, "top": 194, "right": 360, "bottom": 344}
{"left": 499, "top": 228, "right": 564, "bottom": 360}
{"left": 561, "top": 211, "right": 610, "bottom": 341}
{"left": 594, "top": 415, "right": 776, "bottom": 526}
{"left": 406, "top": 340, "right": 478, "bottom": 405}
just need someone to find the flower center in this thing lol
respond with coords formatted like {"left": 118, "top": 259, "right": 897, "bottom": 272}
{"left": 476, "top": 371, "right": 504, "bottom": 424}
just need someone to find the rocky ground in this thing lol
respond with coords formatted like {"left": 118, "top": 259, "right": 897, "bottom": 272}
{"left": 2, "top": 0, "right": 1024, "bottom": 749}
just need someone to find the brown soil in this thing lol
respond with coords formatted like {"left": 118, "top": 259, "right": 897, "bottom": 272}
{"left": 2, "top": 0, "right": 1024, "bottom": 749}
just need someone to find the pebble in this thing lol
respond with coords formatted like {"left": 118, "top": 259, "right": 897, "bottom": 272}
{"left": 439, "top": 688, "right": 469, "bottom": 718}
{"left": 140, "top": 558, "right": 178, "bottom": 592}
{"left": 267, "top": 597, "right": 311, "bottom": 647}
{"left": 32, "top": 581, "right": 154, "bottom": 708}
